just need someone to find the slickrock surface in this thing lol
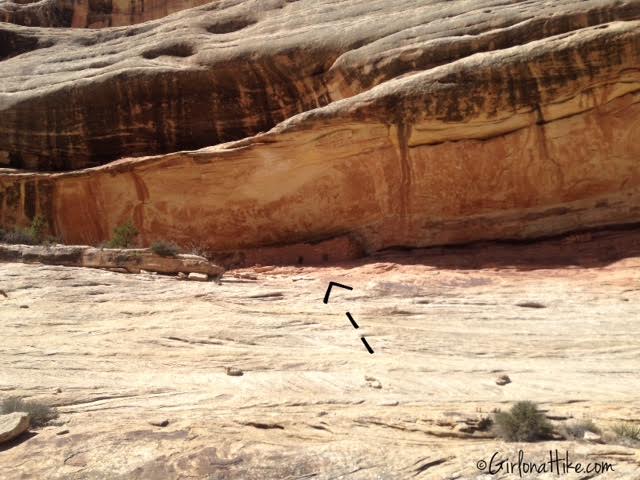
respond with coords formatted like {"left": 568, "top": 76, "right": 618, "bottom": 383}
{"left": 1, "top": 229, "right": 639, "bottom": 479}
{"left": 1, "top": 0, "right": 639, "bottom": 252}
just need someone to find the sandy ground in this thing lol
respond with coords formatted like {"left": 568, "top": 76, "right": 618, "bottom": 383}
{"left": 1, "top": 230, "right": 640, "bottom": 479}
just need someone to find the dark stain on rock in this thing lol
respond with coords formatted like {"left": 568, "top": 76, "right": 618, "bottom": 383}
{"left": 516, "top": 301, "right": 546, "bottom": 309}
{"left": 142, "top": 43, "right": 195, "bottom": 59}
{"left": 23, "top": 180, "right": 36, "bottom": 221}
{"left": 523, "top": 207, "right": 571, "bottom": 221}
{"left": 242, "top": 421, "right": 285, "bottom": 430}
{"left": 0, "top": 29, "right": 41, "bottom": 61}
{"left": 206, "top": 17, "right": 257, "bottom": 34}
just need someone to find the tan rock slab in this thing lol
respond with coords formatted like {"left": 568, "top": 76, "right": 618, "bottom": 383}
{"left": 0, "top": 412, "right": 29, "bottom": 444}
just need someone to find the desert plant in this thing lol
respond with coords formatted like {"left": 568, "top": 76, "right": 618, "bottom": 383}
{"left": 612, "top": 422, "right": 640, "bottom": 442}
{"left": 1, "top": 216, "right": 51, "bottom": 245}
{"left": 2, "top": 229, "right": 37, "bottom": 245}
{"left": 108, "top": 221, "right": 139, "bottom": 248}
{"left": 150, "top": 240, "right": 180, "bottom": 257}
{"left": 493, "top": 401, "right": 553, "bottom": 442}
{"left": 29, "top": 215, "right": 46, "bottom": 243}
{"left": 561, "top": 418, "right": 601, "bottom": 440}
{"left": 185, "top": 242, "right": 207, "bottom": 258}
{"left": 477, "top": 416, "right": 493, "bottom": 431}
{"left": 1, "top": 396, "right": 58, "bottom": 428}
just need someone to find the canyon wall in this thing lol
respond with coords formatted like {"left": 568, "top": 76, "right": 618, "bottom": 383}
{"left": 0, "top": 0, "right": 211, "bottom": 28}
{"left": 0, "top": 0, "right": 639, "bottom": 257}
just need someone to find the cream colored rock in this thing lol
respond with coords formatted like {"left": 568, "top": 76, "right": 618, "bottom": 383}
{"left": 0, "top": 412, "right": 29, "bottom": 444}
{"left": 1, "top": 228, "right": 640, "bottom": 478}
{"left": 187, "top": 272, "right": 208, "bottom": 282}
{"left": 584, "top": 431, "right": 602, "bottom": 442}
{"left": 149, "top": 419, "right": 169, "bottom": 428}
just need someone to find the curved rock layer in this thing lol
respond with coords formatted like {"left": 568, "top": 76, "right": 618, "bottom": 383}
{"left": 0, "top": 0, "right": 639, "bottom": 254}
{"left": 1, "top": 0, "right": 640, "bottom": 170}
{"left": 0, "top": 0, "right": 211, "bottom": 28}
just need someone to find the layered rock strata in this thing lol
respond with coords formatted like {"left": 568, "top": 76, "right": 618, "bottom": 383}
{"left": 0, "top": 0, "right": 639, "bottom": 255}
{"left": 0, "top": 0, "right": 210, "bottom": 28}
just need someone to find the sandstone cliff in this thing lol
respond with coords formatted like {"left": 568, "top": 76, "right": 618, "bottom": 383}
{"left": 0, "top": 0, "right": 210, "bottom": 28}
{"left": 0, "top": 0, "right": 639, "bottom": 258}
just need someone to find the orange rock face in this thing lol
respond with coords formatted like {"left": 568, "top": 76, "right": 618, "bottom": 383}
{"left": 0, "top": 1, "right": 639, "bottom": 257}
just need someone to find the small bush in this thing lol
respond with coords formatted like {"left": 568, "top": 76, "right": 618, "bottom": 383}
{"left": 185, "top": 241, "right": 209, "bottom": 258}
{"left": 612, "top": 422, "right": 640, "bottom": 442}
{"left": 150, "top": 240, "right": 180, "bottom": 257}
{"left": 494, "top": 401, "right": 553, "bottom": 442}
{"left": 108, "top": 221, "right": 139, "bottom": 248}
{"left": 477, "top": 416, "right": 493, "bottom": 431}
{"left": 1, "top": 396, "right": 58, "bottom": 428}
{"left": 1, "top": 216, "right": 50, "bottom": 245}
{"left": 561, "top": 418, "right": 601, "bottom": 440}
{"left": 29, "top": 215, "right": 46, "bottom": 243}
{"left": 2, "top": 229, "right": 37, "bottom": 245}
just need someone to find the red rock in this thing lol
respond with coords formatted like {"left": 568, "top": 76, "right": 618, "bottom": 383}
{"left": 0, "top": 1, "right": 639, "bottom": 258}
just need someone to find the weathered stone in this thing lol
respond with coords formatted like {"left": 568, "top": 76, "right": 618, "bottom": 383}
{"left": 149, "top": 419, "right": 169, "bottom": 428}
{"left": 0, "top": 244, "right": 224, "bottom": 276}
{"left": 0, "top": 227, "right": 640, "bottom": 478}
{"left": 1, "top": 1, "right": 640, "bottom": 475}
{"left": 496, "top": 375, "right": 512, "bottom": 386}
{"left": 0, "top": 0, "right": 211, "bottom": 28}
{"left": 225, "top": 367, "right": 244, "bottom": 377}
{"left": 583, "top": 431, "right": 603, "bottom": 442}
{"left": 107, "top": 268, "right": 129, "bottom": 274}
{"left": 0, "top": 1, "right": 638, "bottom": 255}
{"left": 0, "top": 412, "right": 29, "bottom": 444}
{"left": 187, "top": 272, "right": 208, "bottom": 282}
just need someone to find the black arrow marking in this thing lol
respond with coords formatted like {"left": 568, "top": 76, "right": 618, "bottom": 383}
{"left": 323, "top": 281, "right": 353, "bottom": 304}
{"left": 346, "top": 312, "right": 359, "bottom": 329}
{"left": 360, "top": 337, "right": 374, "bottom": 354}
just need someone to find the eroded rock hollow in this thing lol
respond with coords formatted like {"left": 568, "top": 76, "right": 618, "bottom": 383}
{"left": 0, "top": 0, "right": 639, "bottom": 260}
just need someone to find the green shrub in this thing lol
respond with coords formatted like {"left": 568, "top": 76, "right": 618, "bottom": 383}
{"left": 477, "top": 416, "right": 493, "bottom": 431}
{"left": 150, "top": 240, "right": 180, "bottom": 257}
{"left": 29, "top": 215, "right": 46, "bottom": 243}
{"left": 108, "top": 221, "right": 139, "bottom": 248}
{"left": 2, "top": 229, "right": 37, "bottom": 245}
{"left": 1, "top": 396, "right": 58, "bottom": 428}
{"left": 494, "top": 401, "right": 553, "bottom": 442}
{"left": 612, "top": 422, "right": 640, "bottom": 442}
{"left": 1, "top": 216, "right": 50, "bottom": 245}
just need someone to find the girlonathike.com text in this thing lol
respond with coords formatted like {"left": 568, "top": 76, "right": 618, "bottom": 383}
{"left": 476, "top": 449, "right": 615, "bottom": 477}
